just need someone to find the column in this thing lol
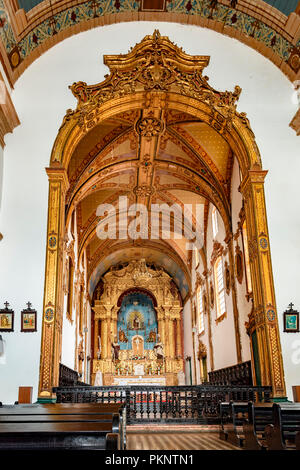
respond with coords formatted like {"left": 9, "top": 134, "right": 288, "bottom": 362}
{"left": 240, "top": 166, "right": 286, "bottom": 398}
{"left": 176, "top": 317, "right": 182, "bottom": 358}
{"left": 38, "top": 168, "right": 69, "bottom": 401}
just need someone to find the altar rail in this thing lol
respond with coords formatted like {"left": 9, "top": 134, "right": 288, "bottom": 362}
{"left": 53, "top": 385, "right": 272, "bottom": 425}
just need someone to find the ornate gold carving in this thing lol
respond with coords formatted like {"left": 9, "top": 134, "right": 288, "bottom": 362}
{"left": 198, "top": 339, "right": 207, "bottom": 359}
{"left": 225, "top": 261, "right": 231, "bottom": 295}
{"left": 133, "top": 185, "right": 155, "bottom": 197}
{"left": 92, "top": 260, "right": 183, "bottom": 380}
{"left": 135, "top": 117, "right": 164, "bottom": 137}
{"left": 235, "top": 245, "right": 243, "bottom": 284}
{"left": 39, "top": 32, "right": 286, "bottom": 398}
{"left": 210, "top": 282, "right": 214, "bottom": 309}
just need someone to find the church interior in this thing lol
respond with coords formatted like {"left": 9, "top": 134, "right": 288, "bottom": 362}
{"left": 0, "top": 0, "right": 300, "bottom": 452}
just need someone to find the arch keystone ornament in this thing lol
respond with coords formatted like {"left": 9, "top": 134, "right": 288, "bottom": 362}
{"left": 39, "top": 31, "right": 286, "bottom": 400}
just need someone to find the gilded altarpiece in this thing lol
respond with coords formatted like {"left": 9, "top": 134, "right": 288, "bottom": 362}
{"left": 92, "top": 260, "right": 184, "bottom": 385}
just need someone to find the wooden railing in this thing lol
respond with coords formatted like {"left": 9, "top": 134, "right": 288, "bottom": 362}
{"left": 208, "top": 361, "right": 252, "bottom": 386}
{"left": 53, "top": 385, "right": 272, "bottom": 425}
{"left": 58, "top": 363, "right": 89, "bottom": 387}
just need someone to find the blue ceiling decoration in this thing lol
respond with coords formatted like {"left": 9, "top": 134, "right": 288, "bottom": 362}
{"left": 17, "top": 0, "right": 299, "bottom": 16}
{"left": 261, "top": 0, "right": 298, "bottom": 16}
{"left": 18, "top": 1, "right": 44, "bottom": 13}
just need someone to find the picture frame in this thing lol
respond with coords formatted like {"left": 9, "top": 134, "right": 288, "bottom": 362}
{"left": 21, "top": 302, "right": 37, "bottom": 333}
{"left": 0, "top": 302, "right": 14, "bottom": 332}
{"left": 283, "top": 304, "right": 299, "bottom": 333}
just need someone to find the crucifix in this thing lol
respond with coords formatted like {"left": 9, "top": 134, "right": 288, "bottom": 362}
{"left": 26, "top": 302, "right": 32, "bottom": 310}
{"left": 4, "top": 301, "right": 9, "bottom": 310}
{"left": 288, "top": 302, "right": 295, "bottom": 310}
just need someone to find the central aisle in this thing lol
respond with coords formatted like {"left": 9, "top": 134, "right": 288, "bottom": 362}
{"left": 126, "top": 428, "right": 240, "bottom": 450}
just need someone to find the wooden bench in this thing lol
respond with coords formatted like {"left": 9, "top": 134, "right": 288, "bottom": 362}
{"left": 242, "top": 402, "right": 273, "bottom": 450}
{"left": 0, "top": 403, "right": 126, "bottom": 451}
{"left": 219, "top": 401, "right": 248, "bottom": 447}
{"left": 264, "top": 403, "right": 300, "bottom": 450}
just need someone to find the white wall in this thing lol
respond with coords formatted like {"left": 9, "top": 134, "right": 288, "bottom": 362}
{"left": 0, "top": 22, "right": 299, "bottom": 402}
{"left": 230, "top": 157, "right": 252, "bottom": 364}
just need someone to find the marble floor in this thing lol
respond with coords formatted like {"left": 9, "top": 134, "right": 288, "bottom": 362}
{"left": 127, "top": 426, "right": 240, "bottom": 450}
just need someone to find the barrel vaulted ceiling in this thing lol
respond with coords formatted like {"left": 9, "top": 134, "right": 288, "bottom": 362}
{"left": 67, "top": 106, "right": 233, "bottom": 301}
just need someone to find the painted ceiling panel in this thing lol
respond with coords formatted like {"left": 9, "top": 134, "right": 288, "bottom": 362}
{"left": 263, "top": 0, "right": 298, "bottom": 16}
{"left": 182, "top": 122, "right": 230, "bottom": 179}
{"left": 18, "top": 0, "right": 298, "bottom": 16}
{"left": 79, "top": 189, "right": 116, "bottom": 225}
{"left": 18, "top": 0, "right": 44, "bottom": 12}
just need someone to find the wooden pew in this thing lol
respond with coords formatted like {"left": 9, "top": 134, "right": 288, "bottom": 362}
{"left": 264, "top": 403, "right": 300, "bottom": 450}
{"left": 242, "top": 402, "right": 273, "bottom": 450}
{"left": 0, "top": 422, "right": 119, "bottom": 450}
{"left": 0, "top": 402, "right": 126, "bottom": 448}
{"left": 219, "top": 401, "right": 248, "bottom": 447}
{"left": 0, "top": 403, "right": 126, "bottom": 451}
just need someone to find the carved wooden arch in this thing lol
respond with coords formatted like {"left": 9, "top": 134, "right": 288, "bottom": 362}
{"left": 39, "top": 32, "right": 286, "bottom": 400}
{"left": 51, "top": 92, "right": 260, "bottom": 176}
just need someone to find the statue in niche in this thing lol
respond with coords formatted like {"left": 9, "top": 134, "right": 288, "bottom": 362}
{"left": 153, "top": 334, "right": 164, "bottom": 360}
{"left": 132, "top": 336, "right": 144, "bottom": 357}
{"left": 119, "top": 329, "right": 128, "bottom": 343}
{"left": 111, "top": 335, "right": 120, "bottom": 361}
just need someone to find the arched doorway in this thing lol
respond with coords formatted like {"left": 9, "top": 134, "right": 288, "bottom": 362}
{"left": 38, "top": 30, "right": 286, "bottom": 401}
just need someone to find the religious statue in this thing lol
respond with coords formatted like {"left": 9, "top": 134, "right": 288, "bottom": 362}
{"left": 111, "top": 335, "right": 120, "bottom": 361}
{"left": 153, "top": 334, "right": 164, "bottom": 360}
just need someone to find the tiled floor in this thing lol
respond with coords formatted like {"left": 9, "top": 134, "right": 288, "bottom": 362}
{"left": 127, "top": 427, "right": 240, "bottom": 450}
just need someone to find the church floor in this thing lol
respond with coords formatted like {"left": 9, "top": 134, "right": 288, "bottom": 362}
{"left": 126, "top": 426, "right": 240, "bottom": 450}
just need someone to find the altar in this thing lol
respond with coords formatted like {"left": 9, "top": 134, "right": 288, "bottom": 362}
{"left": 113, "top": 376, "right": 166, "bottom": 386}
{"left": 91, "top": 261, "right": 185, "bottom": 387}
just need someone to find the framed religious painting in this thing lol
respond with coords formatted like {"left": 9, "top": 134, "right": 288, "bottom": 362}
{"left": 21, "top": 302, "right": 37, "bottom": 333}
{"left": 283, "top": 304, "right": 299, "bottom": 333}
{"left": 0, "top": 302, "right": 14, "bottom": 332}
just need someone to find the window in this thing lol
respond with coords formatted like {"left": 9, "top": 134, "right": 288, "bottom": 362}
{"left": 196, "top": 286, "right": 204, "bottom": 333}
{"left": 214, "top": 256, "right": 226, "bottom": 318}
{"left": 242, "top": 220, "right": 252, "bottom": 294}
{"left": 212, "top": 206, "right": 218, "bottom": 238}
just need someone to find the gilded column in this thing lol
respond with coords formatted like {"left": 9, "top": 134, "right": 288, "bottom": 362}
{"left": 101, "top": 319, "right": 107, "bottom": 359}
{"left": 38, "top": 167, "right": 69, "bottom": 401}
{"left": 176, "top": 317, "right": 182, "bottom": 358}
{"left": 169, "top": 318, "right": 175, "bottom": 359}
{"left": 94, "top": 319, "right": 99, "bottom": 358}
{"left": 106, "top": 307, "right": 112, "bottom": 360}
{"left": 164, "top": 310, "right": 170, "bottom": 358}
{"left": 240, "top": 166, "right": 286, "bottom": 398}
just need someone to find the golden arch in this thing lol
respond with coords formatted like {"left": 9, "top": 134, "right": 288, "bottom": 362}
{"left": 38, "top": 31, "right": 286, "bottom": 400}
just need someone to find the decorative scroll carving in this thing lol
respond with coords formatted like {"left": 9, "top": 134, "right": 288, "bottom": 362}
{"left": 68, "top": 30, "right": 242, "bottom": 134}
